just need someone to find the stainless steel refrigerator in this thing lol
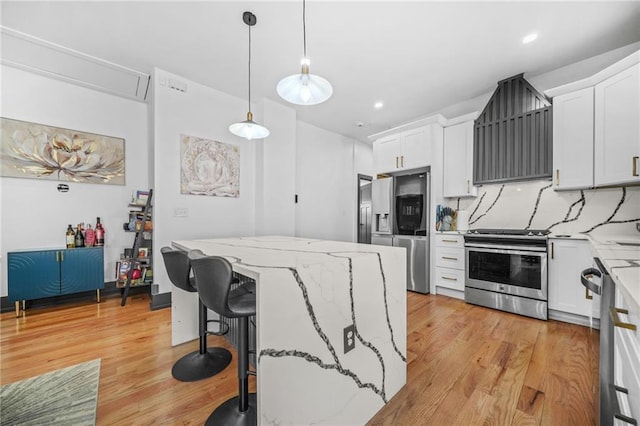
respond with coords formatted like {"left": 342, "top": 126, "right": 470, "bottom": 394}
{"left": 371, "top": 168, "right": 430, "bottom": 294}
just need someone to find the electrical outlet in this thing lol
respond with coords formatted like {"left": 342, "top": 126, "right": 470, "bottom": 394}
{"left": 343, "top": 324, "right": 355, "bottom": 354}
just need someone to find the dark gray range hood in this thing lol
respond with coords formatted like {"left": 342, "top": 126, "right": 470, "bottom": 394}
{"left": 473, "top": 74, "right": 553, "bottom": 185}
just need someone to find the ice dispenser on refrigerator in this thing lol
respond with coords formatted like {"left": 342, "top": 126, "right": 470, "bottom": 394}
{"left": 372, "top": 177, "right": 393, "bottom": 234}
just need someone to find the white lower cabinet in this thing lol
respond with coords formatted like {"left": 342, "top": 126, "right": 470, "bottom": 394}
{"left": 548, "top": 238, "right": 600, "bottom": 326}
{"left": 613, "top": 286, "right": 640, "bottom": 425}
{"left": 434, "top": 234, "right": 465, "bottom": 299}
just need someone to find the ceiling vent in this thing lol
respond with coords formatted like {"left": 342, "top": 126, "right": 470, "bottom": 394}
{"left": 1, "top": 26, "right": 150, "bottom": 102}
{"left": 474, "top": 74, "right": 553, "bottom": 185}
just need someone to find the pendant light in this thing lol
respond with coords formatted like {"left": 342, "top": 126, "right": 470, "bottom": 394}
{"left": 277, "top": 0, "right": 333, "bottom": 106}
{"left": 229, "top": 11, "right": 269, "bottom": 140}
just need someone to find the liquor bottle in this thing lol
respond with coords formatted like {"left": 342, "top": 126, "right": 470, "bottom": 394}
{"left": 85, "top": 224, "right": 96, "bottom": 247}
{"left": 95, "top": 217, "right": 105, "bottom": 246}
{"left": 75, "top": 224, "right": 85, "bottom": 248}
{"left": 66, "top": 224, "right": 75, "bottom": 248}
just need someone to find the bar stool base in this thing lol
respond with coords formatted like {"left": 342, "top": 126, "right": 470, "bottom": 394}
{"left": 171, "top": 348, "right": 232, "bottom": 382}
{"left": 205, "top": 393, "right": 257, "bottom": 426}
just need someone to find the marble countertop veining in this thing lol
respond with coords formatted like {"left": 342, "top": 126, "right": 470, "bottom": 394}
{"left": 587, "top": 235, "right": 640, "bottom": 316}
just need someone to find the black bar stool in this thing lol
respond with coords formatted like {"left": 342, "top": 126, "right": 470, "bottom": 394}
{"left": 189, "top": 250, "right": 257, "bottom": 426}
{"left": 161, "top": 247, "right": 232, "bottom": 382}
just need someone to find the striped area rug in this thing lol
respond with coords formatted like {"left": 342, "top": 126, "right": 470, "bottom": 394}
{"left": 0, "top": 359, "right": 101, "bottom": 425}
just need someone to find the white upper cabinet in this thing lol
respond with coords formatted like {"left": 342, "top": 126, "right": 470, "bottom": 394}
{"left": 548, "top": 51, "right": 639, "bottom": 189}
{"left": 373, "top": 127, "right": 427, "bottom": 173}
{"left": 443, "top": 120, "right": 477, "bottom": 197}
{"left": 374, "top": 135, "right": 402, "bottom": 173}
{"left": 594, "top": 62, "right": 640, "bottom": 186}
{"left": 401, "top": 128, "right": 428, "bottom": 170}
{"left": 552, "top": 87, "right": 595, "bottom": 190}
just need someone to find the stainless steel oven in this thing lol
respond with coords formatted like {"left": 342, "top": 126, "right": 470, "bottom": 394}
{"left": 464, "top": 229, "right": 549, "bottom": 320}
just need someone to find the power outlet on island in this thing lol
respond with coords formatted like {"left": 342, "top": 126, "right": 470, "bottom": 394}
{"left": 343, "top": 324, "right": 355, "bottom": 354}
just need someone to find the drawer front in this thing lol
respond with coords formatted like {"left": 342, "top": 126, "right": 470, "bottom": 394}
{"left": 435, "top": 247, "right": 465, "bottom": 270}
{"left": 435, "top": 234, "right": 464, "bottom": 248}
{"left": 435, "top": 267, "right": 465, "bottom": 291}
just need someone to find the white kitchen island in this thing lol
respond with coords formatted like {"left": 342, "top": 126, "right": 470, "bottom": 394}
{"left": 172, "top": 236, "right": 407, "bottom": 425}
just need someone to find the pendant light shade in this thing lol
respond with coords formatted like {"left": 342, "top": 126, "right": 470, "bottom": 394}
{"left": 229, "top": 12, "right": 269, "bottom": 140}
{"left": 229, "top": 112, "right": 270, "bottom": 140}
{"left": 277, "top": 0, "right": 332, "bottom": 106}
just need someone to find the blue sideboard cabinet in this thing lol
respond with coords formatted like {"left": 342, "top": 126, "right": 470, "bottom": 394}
{"left": 8, "top": 247, "right": 104, "bottom": 316}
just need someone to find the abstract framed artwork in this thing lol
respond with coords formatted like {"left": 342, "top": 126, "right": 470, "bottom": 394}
{"left": 180, "top": 134, "right": 240, "bottom": 197}
{"left": 0, "top": 117, "right": 125, "bottom": 185}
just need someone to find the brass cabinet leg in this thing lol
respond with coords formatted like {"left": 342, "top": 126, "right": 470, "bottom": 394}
{"left": 15, "top": 301, "right": 19, "bottom": 317}
{"left": 96, "top": 289, "right": 101, "bottom": 303}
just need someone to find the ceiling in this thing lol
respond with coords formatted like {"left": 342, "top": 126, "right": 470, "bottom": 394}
{"left": 2, "top": 1, "right": 640, "bottom": 142}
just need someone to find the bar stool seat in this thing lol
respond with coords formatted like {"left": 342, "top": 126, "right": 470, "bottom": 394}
{"left": 161, "top": 247, "right": 231, "bottom": 382}
{"left": 189, "top": 251, "right": 257, "bottom": 426}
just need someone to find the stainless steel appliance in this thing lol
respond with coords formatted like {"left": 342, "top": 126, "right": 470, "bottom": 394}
{"left": 464, "top": 229, "right": 549, "bottom": 320}
{"left": 371, "top": 169, "right": 430, "bottom": 294}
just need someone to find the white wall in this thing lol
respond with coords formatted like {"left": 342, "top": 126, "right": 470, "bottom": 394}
{"left": 256, "top": 99, "right": 296, "bottom": 236}
{"left": 0, "top": 65, "right": 149, "bottom": 297}
{"left": 295, "top": 121, "right": 373, "bottom": 242}
{"left": 152, "top": 68, "right": 257, "bottom": 296}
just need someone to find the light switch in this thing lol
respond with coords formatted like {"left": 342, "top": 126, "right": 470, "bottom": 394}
{"left": 174, "top": 208, "right": 188, "bottom": 217}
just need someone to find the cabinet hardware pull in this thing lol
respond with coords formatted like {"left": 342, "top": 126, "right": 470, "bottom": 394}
{"left": 633, "top": 156, "right": 639, "bottom": 177}
{"left": 551, "top": 242, "right": 554, "bottom": 259}
{"left": 442, "top": 256, "right": 458, "bottom": 261}
{"left": 609, "top": 307, "right": 637, "bottom": 331}
{"left": 556, "top": 169, "right": 560, "bottom": 185}
{"left": 55, "top": 251, "right": 59, "bottom": 262}
{"left": 396, "top": 157, "right": 399, "bottom": 168}
{"left": 442, "top": 239, "right": 458, "bottom": 243}
{"left": 441, "top": 276, "right": 457, "bottom": 281}
{"left": 60, "top": 252, "right": 64, "bottom": 262}
{"left": 467, "top": 180, "right": 470, "bottom": 193}
{"left": 585, "top": 286, "right": 592, "bottom": 300}
{"left": 401, "top": 155, "right": 404, "bottom": 167}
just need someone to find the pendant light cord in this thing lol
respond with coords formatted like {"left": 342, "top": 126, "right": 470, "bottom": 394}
{"left": 303, "top": 0, "right": 307, "bottom": 58}
{"left": 248, "top": 24, "right": 252, "bottom": 114}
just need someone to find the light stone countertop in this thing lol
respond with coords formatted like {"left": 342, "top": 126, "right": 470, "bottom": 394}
{"left": 171, "top": 235, "right": 407, "bottom": 425}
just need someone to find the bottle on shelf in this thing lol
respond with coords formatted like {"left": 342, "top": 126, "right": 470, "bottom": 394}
{"left": 66, "top": 224, "right": 75, "bottom": 248}
{"left": 75, "top": 224, "right": 85, "bottom": 248}
{"left": 95, "top": 217, "right": 105, "bottom": 246}
{"left": 85, "top": 224, "right": 95, "bottom": 247}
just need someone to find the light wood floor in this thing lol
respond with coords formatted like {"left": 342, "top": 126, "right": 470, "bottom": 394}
{"left": 0, "top": 291, "right": 598, "bottom": 425}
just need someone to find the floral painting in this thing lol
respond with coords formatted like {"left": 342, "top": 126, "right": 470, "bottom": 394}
{"left": 0, "top": 117, "right": 125, "bottom": 185}
{"left": 180, "top": 134, "right": 239, "bottom": 197}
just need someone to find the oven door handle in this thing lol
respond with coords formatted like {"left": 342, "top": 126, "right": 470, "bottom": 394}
{"left": 464, "top": 244, "right": 547, "bottom": 255}
{"left": 580, "top": 267, "right": 602, "bottom": 296}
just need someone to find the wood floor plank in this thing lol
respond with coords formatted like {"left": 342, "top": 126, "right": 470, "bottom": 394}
{"left": 1, "top": 291, "right": 598, "bottom": 425}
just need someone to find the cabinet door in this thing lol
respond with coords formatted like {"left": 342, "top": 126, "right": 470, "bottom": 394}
{"left": 444, "top": 122, "right": 476, "bottom": 197}
{"left": 401, "top": 128, "right": 427, "bottom": 169}
{"left": 60, "top": 247, "right": 105, "bottom": 294}
{"left": 553, "top": 87, "right": 595, "bottom": 190}
{"left": 374, "top": 136, "right": 402, "bottom": 173}
{"left": 595, "top": 63, "right": 640, "bottom": 186}
{"left": 548, "top": 239, "right": 599, "bottom": 319}
{"left": 7, "top": 250, "right": 60, "bottom": 301}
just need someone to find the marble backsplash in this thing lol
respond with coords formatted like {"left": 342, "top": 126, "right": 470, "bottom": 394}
{"left": 445, "top": 180, "right": 640, "bottom": 237}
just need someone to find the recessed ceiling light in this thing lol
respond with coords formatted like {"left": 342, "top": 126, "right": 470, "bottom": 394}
{"left": 374, "top": 101, "right": 384, "bottom": 109}
{"left": 522, "top": 33, "right": 538, "bottom": 44}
